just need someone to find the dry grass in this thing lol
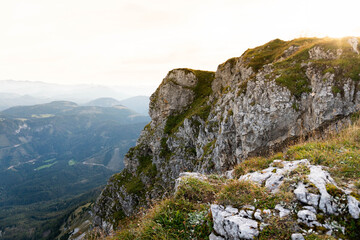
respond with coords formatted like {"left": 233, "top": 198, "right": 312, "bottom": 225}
{"left": 285, "top": 119, "right": 360, "bottom": 182}
{"left": 232, "top": 118, "right": 360, "bottom": 184}
{"left": 233, "top": 152, "right": 283, "bottom": 178}
{"left": 110, "top": 198, "right": 213, "bottom": 240}
{"left": 216, "top": 180, "right": 284, "bottom": 209}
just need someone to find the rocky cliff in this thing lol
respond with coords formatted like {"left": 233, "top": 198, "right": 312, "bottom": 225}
{"left": 93, "top": 37, "right": 360, "bottom": 233}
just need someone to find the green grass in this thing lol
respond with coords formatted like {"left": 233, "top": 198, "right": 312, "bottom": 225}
{"left": 31, "top": 114, "right": 55, "bottom": 118}
{"left": 114, "top": 169, "right": 145, "bottom": 195}
{"left": 274, "top": 63, "right": 311, "bottom": 98}
{"left": 258, "top": 216, "right": 297, "bottom": 240}
{"left": 218, "top": 57, "right": 237, "bottom": 70}
{"left": 233, "top": 153, "right": 283, "bottom": 178}
{"left": 284, "top": 126, "right": 360, "bottom": 181}
{"left": 44, "top": 158, "right": 56, "bottom": 163}
{"left": 216, "top": 180, "right": 284, "bottom": 209}
{"left": 112, "top": 199, "right": 213, "bottom": 240}
{"left": 231, "top": 117, "right": 360, "bottom": 184}
{"left": 242, "top": 38, "right": 319, "bottom": 72}
{"left": 159, "top": 137, "right": 172, "bottom": 160}
{"left": 326, "top": 183, "right": 344, "bottom": 198}
{"left": 175, "top": 177, "right": 216, "bottom": 203}
{"left": 35, "top": 161, "right": 57, "bottom": 170}
{"left": 242, "top": 38, "right": 287, "bottom": 72}
{"left": 312, "top": 39, "right": 360, "bottom": 82}
{"left": 109, "top": 151, "right": 157, "bottom": 225}
{"left": 305, "top": 234, "right": 337, "bottom": 240}
{"left": 68, "top": 159, "right": 76, "bottom": 166}
{"left": 240, "top": 37, "right": 360, "bottom": 98}
{"left": 202, "top": 139, "right": 216, "bottom": 157}
{"left": 331, "top": 85, "right": 342, "bottom": 95}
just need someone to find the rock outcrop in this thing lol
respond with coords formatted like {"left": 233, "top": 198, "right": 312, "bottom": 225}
{"left": 208, "top": 159, "right": 360, "bottom": 239}
{"left": 93, "top": 37, "right": 360, "bottom": 231}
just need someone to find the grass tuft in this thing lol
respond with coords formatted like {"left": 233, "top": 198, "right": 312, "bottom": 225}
{"left": 233, "top": 154, "right": 282, "bottom": 178}
{"left": 217, "top": 180, "right": 281, "bottom": 209}
{"left": 258, "top": 216, "right": 297, "bottom": 240}
{"left": 326, "top": 184, "right": 344, "bottom": 198}
{"left": 112, "top": 199, "right": 213, "bottom": 240}
{"left": 175, "top": 177, "right": 216, "bottom": 203}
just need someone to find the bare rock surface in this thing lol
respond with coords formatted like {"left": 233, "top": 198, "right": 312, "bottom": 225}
{"left": 207, "top": 159, "right": 360, "bottom": 239}
{"left": 211, "top": 204, "right": 259, "bottom": 240}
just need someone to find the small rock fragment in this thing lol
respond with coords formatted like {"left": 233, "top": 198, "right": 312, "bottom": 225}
{"left": 348, "top": 195, "right": 360, "bottom": 219}
{"left": 209, "top": 232, "right": 225, "bottom": 240}
{"left": 275, "top": 204, "right": 291, "bottom": 218}
{"left": 291, "top": 233, "right": 305, "bottom": 240}
{"left": 297, "top": 210, "right": 319, "bottom": 227}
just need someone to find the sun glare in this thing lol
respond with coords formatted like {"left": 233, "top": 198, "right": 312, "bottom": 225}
{"left": 317, "top": 24, "right": 356, "bottom": 39}
{"left": 304, "top": 0, "right": 360, "bottom": 39}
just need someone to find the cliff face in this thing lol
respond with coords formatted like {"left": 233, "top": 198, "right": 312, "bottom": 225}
{"left": 93, "top": 37, "right": 360, "bottom": 231}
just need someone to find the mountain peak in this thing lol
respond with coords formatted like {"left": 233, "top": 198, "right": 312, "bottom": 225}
{"left": 92, "top": 37, "right": 360, "bottom": 238}
{"left": 85, "top": 97, "right": 121, "bottom": 108}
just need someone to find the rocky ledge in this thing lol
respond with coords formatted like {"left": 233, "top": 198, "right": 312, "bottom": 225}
{"left": 176, "top": 159, "right": 360, "bottom": 239}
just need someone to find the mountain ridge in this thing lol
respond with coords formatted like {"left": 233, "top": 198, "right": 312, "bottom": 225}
{"left": 91, "top": 37, "right": 360, "bottom": 238}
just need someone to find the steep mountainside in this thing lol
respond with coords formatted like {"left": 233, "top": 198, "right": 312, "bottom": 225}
{"left": 93, "top": 37, "right": 360, "bottom": 236}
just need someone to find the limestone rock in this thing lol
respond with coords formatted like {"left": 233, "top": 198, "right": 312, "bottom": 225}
{"left": 291, "top": 233, "right": 305, "bottom": 240}
{"left": 149, "top": 69, "right": 198, "bottom": 126}
{"left": 294, "top": 182, "right": 320, "bottom": 207}
{"left": 275, "top": 204, "right": 291, "bottom": 218}
{"left": 224, "top": 169, "right": 234, "bottom": 179}
{"left": 297, "top": 210, "right": 319, "bottom": 227}
{"left": 240, "top": 159, "right": 309, "bottom": 192}
{"left": 209, "top": 232, "right": 225, "bottom": 240}
{"left": 309, "top": 46, "right": 342, "bottom": 60}
{"left": 348, "top": 195, "right": 360, "bottom": 219}
{"left": 211, "top": 204, "right": 259, "bottom": 240}
{"left": 254, "top": 209, "right": 262, "bottom": 221}
{"left": 348, "top": 37, "right": 359, "bottom": 54}
{"left": 307, "top": 165, "right": 338, "bottom": 214}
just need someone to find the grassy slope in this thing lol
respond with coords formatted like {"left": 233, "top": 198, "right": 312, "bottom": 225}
{"left": 239, "top": 37, "right": 360, "bottom": 98}
{"left": 104, "top": 117, "right": 360, "bottom": 240}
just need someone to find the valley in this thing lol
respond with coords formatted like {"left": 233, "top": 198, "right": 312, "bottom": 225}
{"left": 0, "top": 100, "right": 150, "bottom": 239}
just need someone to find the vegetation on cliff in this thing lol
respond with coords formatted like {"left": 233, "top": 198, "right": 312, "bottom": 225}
{"left": 92, "top": 37, "right": 360, "bottom": 239}
{"left": 164, "top": 69, "right": 215, "bottom": 134}
{"left": 104, "top": 117, "right": 360, "bottom": 240}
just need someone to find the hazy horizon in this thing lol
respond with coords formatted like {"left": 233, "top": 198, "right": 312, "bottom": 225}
{"left": 0, "top": 78, "right": 153, "bottom": 97}
{"left": 1, "top": 0, "right": 360, "bottom": 91}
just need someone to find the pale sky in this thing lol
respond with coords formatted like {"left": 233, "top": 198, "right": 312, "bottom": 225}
{"left": 1, "top": 0, "right": 360, "bottom": 95}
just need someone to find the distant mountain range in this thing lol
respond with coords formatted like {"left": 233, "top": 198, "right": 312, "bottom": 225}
{"left": 0, "top": 100, "right": 150, "bottom": 239}
{"left": 0, "top": 79, "right": 127, "bottom": 102}
{"left": 85, "top": 96, "right": 150, "bottom": 115}
{"left": 0, "top": 80, "right": 152, "bottom": 113}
